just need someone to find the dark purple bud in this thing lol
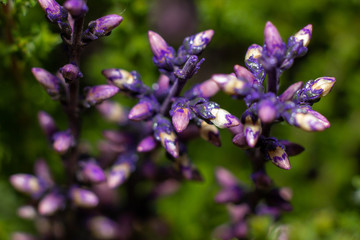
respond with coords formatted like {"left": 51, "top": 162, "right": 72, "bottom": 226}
{"left": 294, "top": 24, "right": 312, "bottom": 47}
{"left": 79, "top": 161, "right": 106, "bottom": 183}
{"left": 279, "top": 140, "right": 305, "bottom": 156}
{"left": 264, "top": 21, "right": 286, "bottom": 57}
{"left": 96, "top": 101, "right": 128, "bottom": 124}
{"left": 258, "top": 100, "right": 277, "bottom": 123}
{"left": 64, "top": 0, "right": 88, "bottom": 17}
{"left": 310, "top": 77, "right": 336, "bottom": 97}
{"left": 84, "top": 85, "right": 119, "bottom": 107}
{"left": 10, "top": 174, "right": 45, "bottom": 197}
{"left": 70, "top": 187, "right": 99, "bottom": 208}
{"left": 38, "top": 192, "right": 65, "bottom": 216}
{"left": 172, "top": 107, "right": 191, "bottom": 133}
{"left": 215, "top": 167, "right": 238, "bottom": 188}
{"left": 88, "top": 216, "right": 119, "bottom": 239}
{"left": 52, "top": 130, "right": 74, "bottom": 154}
{"left": 233, "top": 65, "right": 257, "bottom": 84}
{"left": 38, "top": 111, "right": 58, "bottom": 139}
{"left": 37, "top": 0, "right": 66, "bottom": 22}
{"left": 128, "top": 98, "right": 156, "bottom": 121}
{"left": 60, "top": 63, "right": 83, "bottom": 82}
{"left": 137, "top": 135, "right": 157, "bottom": 152}
{"left": 32, "top": 68, "right": 61, "bottom": 99}
{"left": 34, "top": 159, "right": 54, "bottom": 187}
{"left": 251, "top": 170, "right": 272, "bottom": 189}
{"left": 17, "top": 206, "right": 37, "bottom": 220}
{"left": 279, "top": 81, "right": 303, "bottom": 101}
{"left": 88, "top": 14, "right": 123, "bottom": 37}
{"left": 243, "top": 114, "right": 262, "bottom": 148}
{"left": 11, "top": 233, "right": 37, "bottom": 240}
{"left": 199, "top": 120, "right": 221, "bottom": 146}
{"left": 212, "top": 74, "right": 249, "bottom": 96}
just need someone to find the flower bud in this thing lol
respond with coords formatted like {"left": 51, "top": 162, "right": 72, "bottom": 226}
{"left": 128, "top": 98, "right": 156, "bottom": 121}
{"left": 84, "top": 85, "right": 119, "bottom": 107}
{"left": 245, "top": 44, "right": 262, "bottom": 62}
{"left": 17, "top": 206, "right": 37, "bottom": 220}
{"left": 107, "top": 154, "right": 137, "bottom": 188}
{"left": 279, "top": 81, "right": 303, "bottom": 101}
{"left": 32, "top": 68, "right": 61, "bottom": 98}
{"left": 102, "top": 68, "right": 133, "bottom": 88}
{"left": 88, "top": 216, "right": 119, "bottom": 239}
{"left": 310, "top": 77, "right": 336, "bottom": 97}
{"left": 11, "top": 232, "right": 36, "bottom": 240}
{"left": 232, "top": 132, "right": 248, "bottom": 149}
{"left": 34, "top": 159, "right": 54, "bottom": 187}
{"left": 233, "top": 65, "right": 257, "bottom": 84}
{"left": 88, "top": 14, "right": 123, "bottom": 37}
{"left": 210, "top": 108, "right": 241, "bottom": 129}
{"left": 60, "top": 63, "right": 83, "bottom": 82}
{"left": 137, "top": 135, "right": 157, "bottom": 152}
{"left": 96, "top": 101, "right": 128, "bottom": 124}
{"left": 215, "top": 187, "right": 244, "bottom": 203}
{"left": 79, "top": 161, "right": 106, "bottom": 183}
{"left": 70, "top": 187, "right": 99, "bottom": 208}
{"left": 267, "top": 144, "right": 291, "bottom": 170}
{"left": 38, "top": 111, "right": 58, "bottom": 139}
{"left": 211, "top": 74, "right": 249, "bottom": 96}
{"left": 37, "top": 0, "right": 67, "bottom": 22}
{"left": 243, "top": 114, "right": 262, "bottom": 148}
{"left": 52, "top": 130, "right": 74, "bottom": 154}
{"left": 64, "top": 0, "right": 88, "bottom": 17}
{"left": 258, "top": 100, "right": 277, "bottom": 123}
{"left": 10, "top": 174, "right": 45, "bottom": 197}
{"left": 264, "top": 21, "right": 286, "bottom": 57}
{"left": 38, "top": 192, "right": 65, "bottom": 216}
{"left": 294, "top": 24, "right": 312, "bottom": 47}
{"left": 199, "top": 120, "right": 221, "bottom": 146}
{"left": 148, "top": 31, "right": 174, "bottom": 64}
{"left": 171, "top": 107, "right": 191, "bottom": 133}
{"left": 215, "top": 167, "right": 238, "bottom": 188}
{"left": 185, "top": 29, "right": 214, "bottom": 54}
{"left": 286, "top": 107, "right": 330, "bottom": 132}
{"left": 159, "top": 131, "right": 179, "bottom": 158}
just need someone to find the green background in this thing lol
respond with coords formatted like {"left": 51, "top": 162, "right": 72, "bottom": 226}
{"left": 1, "top": 0, "right": 360, "bottom": 239}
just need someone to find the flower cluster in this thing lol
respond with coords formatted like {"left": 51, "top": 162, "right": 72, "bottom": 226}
{"left": 210, "top": 22, "right": 335, "bottom": 239}
{"left": 101, "top": 29, "right": 240, "bottom": 179}
{"left": 8, "top": 0, "right": 336, "bottom": 239}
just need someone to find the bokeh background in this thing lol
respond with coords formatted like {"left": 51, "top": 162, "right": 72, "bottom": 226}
{"left": 1, "top": 0, "right": 360, "bottom": 239}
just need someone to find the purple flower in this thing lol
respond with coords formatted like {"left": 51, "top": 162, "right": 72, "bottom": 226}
{"left": 84, "top": 85, "right": 119, "bottom": 107}
{"left": 32, "top": 68, "right": 61, "bottom": 99}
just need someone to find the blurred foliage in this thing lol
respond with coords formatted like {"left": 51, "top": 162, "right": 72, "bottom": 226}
{"left": 1, "top": 0, "right": 360, "bottom": 239}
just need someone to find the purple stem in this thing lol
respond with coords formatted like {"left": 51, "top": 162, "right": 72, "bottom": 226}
{"left": 63, "top": 15, "right": 85, "bottom": 181}
{"left": 160, "top": 77, "right": 187, "bottom": 115}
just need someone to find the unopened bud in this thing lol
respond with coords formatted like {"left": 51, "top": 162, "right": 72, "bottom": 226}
{"left": 210, "top": 108, "right": 240, "bottom": 129}
{"left": 264, "top": 21, "right": 285, "bottom": 57}
{"left": 294, "top": 24, "right": 312, "bottom": 47}
{"left": 84, "top": 85, "right": 119, "bottom": 107}
{"left": 38, "top": 192, "right": 65, "bottom": 216}
{"left": 32, "top": 68, "right": 61, "bottom": 98}
{"left": 70, "top": 187, "right": 99, "bottom": 208}
{"left": 310, "top": 77, "right": 336, "bottom": 97}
